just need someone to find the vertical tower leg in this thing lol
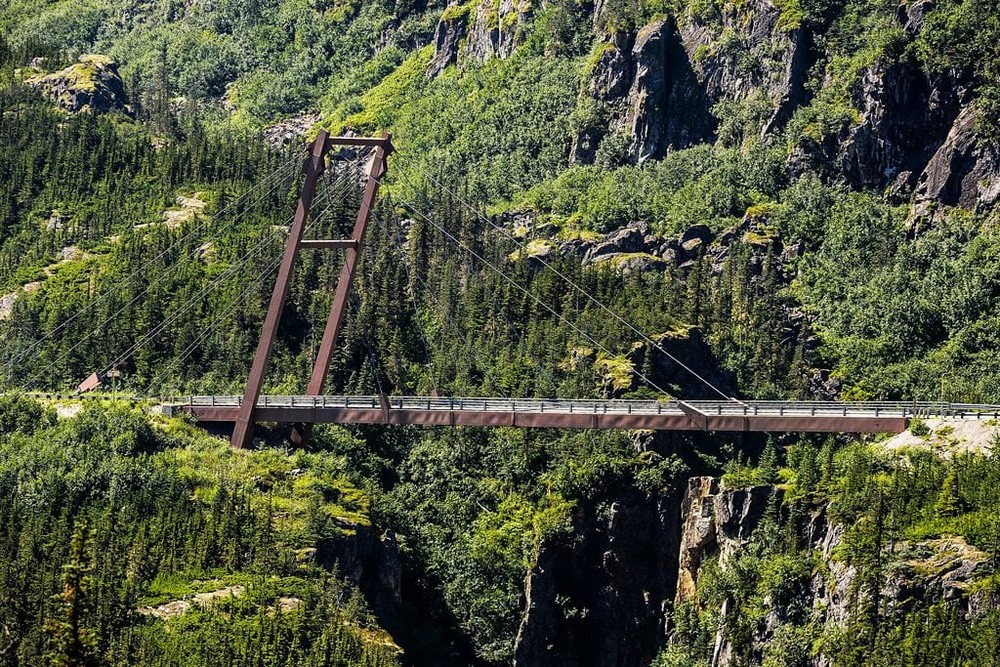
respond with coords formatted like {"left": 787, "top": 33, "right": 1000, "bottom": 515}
{"left": 231, "top": 131, "right": 329, "bottom": 449}
{"left": 291, "top": 135, "right": 390, "bottom": 446}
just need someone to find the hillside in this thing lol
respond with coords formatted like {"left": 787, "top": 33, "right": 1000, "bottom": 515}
{"left": 0, "top": 0, "right": 999, "bottom": 665}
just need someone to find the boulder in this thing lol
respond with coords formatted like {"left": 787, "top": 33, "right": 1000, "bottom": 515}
{"left": 582, "top": 221, "right": 651, "bottom": 265}
{"left": 27, "top": 54, "right": 132, "bottom": 116}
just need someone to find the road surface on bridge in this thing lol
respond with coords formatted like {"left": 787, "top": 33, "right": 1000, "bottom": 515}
{"left": 171, "top": 396, "right": 1000, "bottom": 433}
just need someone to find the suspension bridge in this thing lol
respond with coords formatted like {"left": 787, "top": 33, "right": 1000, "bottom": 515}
{"left": 7, "top": 132, "right": 999, "bottom": 447}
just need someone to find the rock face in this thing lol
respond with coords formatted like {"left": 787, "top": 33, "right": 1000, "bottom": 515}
{"left": 575, "top": 0, "right": 806, "bottom": 164}
{"left": 464, "top": 0, "right": 532, "bottom": 64}
{"left": 669, "top": 481, "right": 993, "bottom": 666}
{"left": 911, "top": 105, "right": 1000, "bottom": 218}
{"left": 262, "top": 112, "right": 320, "bottom": 147}
{"left": 513, "top": 487, "right": 684, "bottom": 666}
{"left": 677, "top": 0, "right": 808, "bottom": 137}
{"left": 504, "top": 463, "right": 995, "bottom": 666}
{"left": 427, "top": 0, "right": 532, "bottom": 77}
{"left": 315, "top": 521, "right": 402, "bottom": 619}
{"left": 568, "top": 0, "right": 998, "bottom": 215}
{"left": 816, "top": 5, "right": 1000, "bottom": 219}
{"left": 27, "top": 54, "right": 132, "bottom": 115}
{"left": 628, "top": 327, "right": 739, "bottom": 400}
{"left": 675, "top": 477, "right": 718, "bottom": 604}
{"left": 427, "top": 4, "right": 470, "bottom": 77}
{"left": 835, "top": 61, "right": 960, "bottom": 193}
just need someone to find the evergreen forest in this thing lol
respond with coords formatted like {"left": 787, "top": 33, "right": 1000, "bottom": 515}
{"left": 1, "top": 0, "right": 999, "bottom": 664}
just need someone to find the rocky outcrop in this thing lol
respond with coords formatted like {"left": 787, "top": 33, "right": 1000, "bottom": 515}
{"left": 27, "top": 54, "right": 132, "bottom": 115}
{"left": 679, "top": 0, "right": 810, "bottom": 136}
{"left": 911, "top": 105, "right": 1000, "bottom": 220}
{"left": 676, "top": 477, "right": 718, "bottom": 604}
{"left": 262, "top": 112, "right": 320, "bottom": 147}
{"left": 627, "top": 327, "right": 739, "bottom": 400}
{"left": 574, "top": 17, "right": 712, "bottom": 164}
{"left": 820, "top": 4, "right": 1000, "bottom": 219}
{"left": 427, "top": 4, "right": 470, "bottom": 77}
{"left": 427, "top": 0, "right": 531, "bottom": 77}
{"left": 513, "top": 487, "right": 683, "bottom": 666}
{"left": 575, "top": 0, "right": 807, "bottom": 164}
{"left": 836, "top": 61, "right": 960, "bottom": 192}
{"left": 626, "top": 19, "right": 672, "bottom": 163}
{"left": 464, "top": 0, "right": 532, "bottom": 64}
{"left": 502, "top": 213, "right": 778, "bottom": 278}
{"left": 316, "top": 521, "right": 403, "bottom": 619}
{"left": 672, "top": 484, "right": 995, "bottom": 666}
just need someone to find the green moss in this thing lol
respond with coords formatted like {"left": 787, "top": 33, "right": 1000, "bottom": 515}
{"left": 595, "top": 353, "right": 636, "bottom": 391}
{"left": 556, "top": 225, "right": 602, "bottom": 242}
{"left": 508, "top": 238, "right": 555, "bottom": 260}
{"left": 771, "top": 0, "right": 804, "bottom": 31}
{"left": 607, "top": 251, "right": 661, "bottom": 267}
{"left": 745, "top": 201, "right": 778, "bottom": 218}
{"left": 441, "top": 1, "right": 475, "bottom": 22}
{"left": 585, "top": 39, "right": 617, "bottom": 75}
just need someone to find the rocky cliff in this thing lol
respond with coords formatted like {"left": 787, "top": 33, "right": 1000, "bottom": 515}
{"left": 26, "top": 54, "right": 132, "bottom": 116}
{"left": 425, "top": 0, "right": 1000, "bottom": 223}
{"left": 512, "top": 473, "right": 996, "bottom": 666}
{"left": 513, "top": 484, "right": 684, "bottom": 666}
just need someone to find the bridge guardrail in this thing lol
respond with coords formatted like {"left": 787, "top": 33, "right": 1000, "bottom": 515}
{"left": 175, "top": 396, "right": 1000, "bottom": 420}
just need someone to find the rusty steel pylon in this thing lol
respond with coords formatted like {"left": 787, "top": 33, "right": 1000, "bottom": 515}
{"left": 231, "top": 131, "right": 394, "bottom": 449}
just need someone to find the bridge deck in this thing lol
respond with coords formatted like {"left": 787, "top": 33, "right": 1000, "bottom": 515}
{"left": 172, "top": 396, "right": 1000, "bottom": 433}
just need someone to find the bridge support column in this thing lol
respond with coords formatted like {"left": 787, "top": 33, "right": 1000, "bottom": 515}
{"left": 232, "top": 132, "right": 394, "bottom": 449}
{"left": 232, "top": 131, "right": 330, "bottom": 448}
{"left": 292, "top": 136, "right": 391, "bottom": 446}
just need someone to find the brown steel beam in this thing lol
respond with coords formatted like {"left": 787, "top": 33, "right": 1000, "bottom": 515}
{"left": 327, "top": 136, "right": 395, "bottom": 149}
{"left": 291, "top": 133, "right": 393, "bottom": 446}
{"left": 231, "top": 131, "right": 330, "bottom": 449}
{"left": 300, "top": 239, "right": 358, "bottom": 249}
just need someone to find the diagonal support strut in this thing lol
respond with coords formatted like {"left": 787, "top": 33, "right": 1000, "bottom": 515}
{"left": 231, "top": 131, "right": 393, "bottom": 449}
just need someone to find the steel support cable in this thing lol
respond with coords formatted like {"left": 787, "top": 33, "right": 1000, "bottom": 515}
{"left": 370, "top": 176, "right": 673, "bottom": 398}
{"left": 2, "top": 147, "right": 306, "bottom": 378}
{"left": 96, "top": 163, "right": 364, "bottom": 381}
{"left": 26, "top": 157, "right": 363, "bottom": 389}
{"left": 376, "top": 202, "right": 511, "bottom": 399}
{"left": 410, "top": 164, "right": 735, "bottom": 402}
{"left": 144, "top": 186, "right": 349, "bottom": 397}
{"left": 375, "top": 206, "right": 445, "bottom": 394}
{"left": 98, "top": 172, "right": 359, "bottom": 392}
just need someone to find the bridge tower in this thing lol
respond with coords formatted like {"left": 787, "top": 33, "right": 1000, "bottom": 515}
{"left": 231, "top": 132, "right": 394, "bottom": 449}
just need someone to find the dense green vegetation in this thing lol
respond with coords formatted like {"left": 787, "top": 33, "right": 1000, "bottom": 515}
{"left": 662, "top": 436, "right": 1000, "bottom": 666}
{"left": 0, "top": 395, "right": 400, "bottom": 665}
{"left": 1, "top": 0, "right": 1000, "bottom": 664}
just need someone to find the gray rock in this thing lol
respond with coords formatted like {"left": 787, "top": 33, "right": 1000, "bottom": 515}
{"left": 676, "top": 477, "right": 719, "bottom": 604}
{"left": 27, "top": 54, "right": 132, "bottom": 116}
{"left": 262, "top": 113, "right": 320, "bottom": 148}
{"left": 837, "top": 59, "right": 962, "bottom": 192}
{"left": 912, "top": 104, "right": 1000, "bottom": 219}
{"left": 679, "top": 0, "right": 808, "bottom": 138}
{"left": 427, "top": 4, "right": 469, "bottom": 78}
{"left": 464, "top": 0, "right": 531, "bottom": 64}
{"left": 582, "top": 222, "right": 650, "bottom": 265}
{"left": 898, "top": 0, "right": 936, "bottom": 35}
{"left": 626, "top": 19, "right": 671, "bottom": 163}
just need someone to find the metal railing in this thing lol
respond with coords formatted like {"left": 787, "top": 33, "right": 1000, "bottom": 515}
{"left": 174, "top": 396, "right": 1000, "bottom": 419}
